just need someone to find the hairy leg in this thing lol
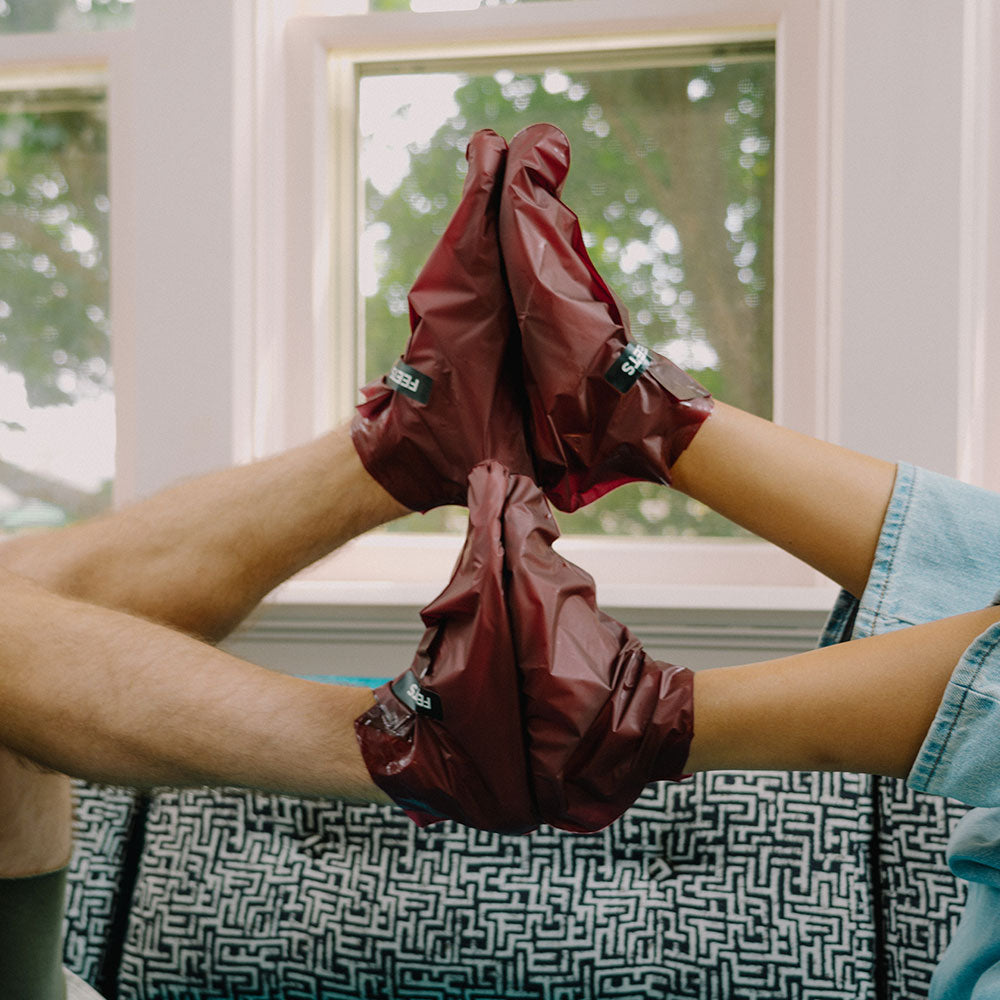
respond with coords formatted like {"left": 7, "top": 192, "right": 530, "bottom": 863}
{"left": 0, "top": 423, "right": 405, "bottom": 966}
{"left": 687, "top": 605, "right": 1000, "bottom": 779}
{"left": 0, "top": 448, "right": 397, "bottom": 978}
{"left": 0, "top": 752, "right": 72, "bottom": 877}
{"left": 0, "top": 425, "right": 407, "bottom": 643}
{"left": 670, "top": 402, "right": 897, "bottom": 598}
{"left": 0, "top": 570, "right": 388, "bottom": 801}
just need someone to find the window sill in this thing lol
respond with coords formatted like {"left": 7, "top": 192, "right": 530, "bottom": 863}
{"left": 220, "top": 534, "right": 839, "bottom": 679}
{"left": 270, "top": 531, "right": 839, "bottom": 610}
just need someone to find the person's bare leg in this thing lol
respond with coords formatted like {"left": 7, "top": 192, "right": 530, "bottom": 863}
{"left": 0, "top": 567, "right": 388, "bottom": 971}
{"left": 0, "top": 431, "right": 402, "bottom": 948}
{"left": 0, "top": 425, "right": 407, "bottom": 643}
{"left": 0, "top": 753, "right": 72, "bottom": 878}
{"left": 0, "top": 569, "right": 386, "bottom": 988}
{"left": 0, "top": 570, "right": 387, "bottom": 801}
{"left": 687, "top": 604, "right": 1000, "bottom": 779}
{"left": 670, "top": 401, "right": 898, "bottom": 598}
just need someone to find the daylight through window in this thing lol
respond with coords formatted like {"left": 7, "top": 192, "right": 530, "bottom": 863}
{"left": 356, "top": 42, "right": 775, "bottom": 537}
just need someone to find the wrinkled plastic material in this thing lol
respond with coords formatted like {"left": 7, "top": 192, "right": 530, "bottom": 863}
{"left": 498, "top": 123, "right": 715, "bottom": 512}
{"left": 356, "top": 461, "right": 693, "bottom": 834}
{"left": 351, "top": 129, "right": 533, "bottom": 513}
{"left": 354, "top": 462, "right": 539, "bottom": 833}
{"left": 499, "top": 466, "right": 694, "bottom": 832}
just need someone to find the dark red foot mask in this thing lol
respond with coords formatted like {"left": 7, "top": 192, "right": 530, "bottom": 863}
{"left": 499, "top": 466, "right": 695, "bottom": 832}
{"left": 499, "top": 122, "right": 714, "bottom": 512}
{"left": 356, "top": 461, "right": 693, "bottom": 835}
{"left": 354, "top": 462, "right": 538, "bottom": 833}
{"left": 351, "top": 129, "right": 533, "bottom": 513}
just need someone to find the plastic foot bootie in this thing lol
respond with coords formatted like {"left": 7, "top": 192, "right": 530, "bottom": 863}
{"left": 500, "top": 471, "right": 694, "bottom": 832}
{"left": 499, "top": 122, "right": 714, "bottom": 512}
{"left": 351, "top": 129, "right": 533, "bottom": 513}
{"left": 354, "top": 462, "right": 538, "bottom": 833}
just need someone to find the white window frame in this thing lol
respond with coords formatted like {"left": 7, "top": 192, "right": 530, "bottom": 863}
{"left": 0, "top": 24, "right": 135, "bottom": 499}
{"left": 1, "top": 2, "right": 261, "bottom": 503}
{"left": 278, "top": 0, "right": 838, "bottom": 611}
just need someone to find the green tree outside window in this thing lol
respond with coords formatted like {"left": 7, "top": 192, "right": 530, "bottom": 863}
{"left": 360, "top": 47, "right": 775, "bottom": 536}
{"left": 0, "top": 88, "right": 112, "bottom": 529}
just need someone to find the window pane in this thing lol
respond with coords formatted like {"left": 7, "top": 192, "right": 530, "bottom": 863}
{"left": 0, "top": 86, "right": 113, "bottom": 533}
{"left": 358, "top": 44, "right": 774, "bottom": 536}
{"left": 0, "top": 0, "right": 134, "bottom": 34}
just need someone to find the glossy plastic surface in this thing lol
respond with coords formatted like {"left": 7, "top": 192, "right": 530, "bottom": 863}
{"left": 354, "top": 462, "right": 538, "bottom": 833}
{"left": 356, "top": 462, "right": 693, "bottom": 834}
{"left": 351, "top": 129, "right": 533, "bottom": 512}
{"left": 501, "top": 466, "right": 694, "bottom": 832}
{"left": 499, "top": 123, "right": 714, "bottom": 512}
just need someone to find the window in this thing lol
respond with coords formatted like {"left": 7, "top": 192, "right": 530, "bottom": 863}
{"left": 282, "top": 1, "right": 833, "bottom": 604}
{"left": 357, "top": 44, "right": 775, "bottom": 538}
{"left": 0, "top": 81, "right": 114, "bottom": 532}
{"left": 3, "top": 0, "right": 994, "bottom": 659}
{"left": 0, "top": 1, "right": 134, "bottom": 534}
{"left": 0, "top": 0, "right": 134, "bottom": 34}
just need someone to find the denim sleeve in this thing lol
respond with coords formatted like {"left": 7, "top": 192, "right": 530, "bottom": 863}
{"left": 909, "top": 624, "right": 1000, "bottom": 805}
{"left": 816, "top": 463, "right": 1000, "bottom": 805}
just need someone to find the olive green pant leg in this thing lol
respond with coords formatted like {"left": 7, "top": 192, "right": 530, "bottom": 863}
{"left": 0, "top": 867, "right": 67, "bottom": 1000}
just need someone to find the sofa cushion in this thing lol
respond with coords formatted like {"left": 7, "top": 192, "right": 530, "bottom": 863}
{"left": 63, "top": 780, "right": 144, "bottom": 991}
{"left": 877, "top": 778, "right": 970, "bottom": 1000}
{"left": 115, "top": 771, "right": 875, "bottom": 1000}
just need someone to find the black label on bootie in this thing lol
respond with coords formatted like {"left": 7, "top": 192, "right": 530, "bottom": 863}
{"left": 386, "top": 360, "right": 432, "bottom": 404}
{"left": 392, "top": 670, "right": 444, "bottom": 720}
{"left": 604, "top": 343, "right": 651, "bottom": 393}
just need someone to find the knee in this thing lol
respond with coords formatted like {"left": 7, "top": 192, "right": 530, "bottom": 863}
{"left": 0, "top": 744, "right": 73, "bottom": 877}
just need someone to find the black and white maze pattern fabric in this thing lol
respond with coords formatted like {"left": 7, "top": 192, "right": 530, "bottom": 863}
{"left": 116, "top": 771, "right": 876, "bottom": 1000}
{"left": 63, "top": 781, "right": 141, "bottom": 985}
{"left": 877, "top": 778, "right": 970, "bottom": 1000}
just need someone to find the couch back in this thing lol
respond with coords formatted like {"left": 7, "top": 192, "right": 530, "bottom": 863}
{"left": 65, "top": 770, "right": 967, "bottom": 1000}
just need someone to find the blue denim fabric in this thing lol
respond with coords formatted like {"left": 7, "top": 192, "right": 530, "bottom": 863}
{"left": 819, "top": 462, "right": 1000, "bottom": 1000}
{"left": 822, "top": 463, "right": 1000, "bottom": 643}
{"left": 930, "top": 808, "right": 1000, "bottom": 999}
{"left": 820, "top": 464, "right": 1000, "bottom": 806}
{"left": 863, "top": 465, "right": 1000, "bottom": 804}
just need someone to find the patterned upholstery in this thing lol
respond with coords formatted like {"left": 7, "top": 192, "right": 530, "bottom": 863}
{"left": 876, "top": 778, "right": 969, "bottom": 1000}
{"left": 62, "top": 689, "right": 968, "bottom": 999}
{"left": 113, "top": 771, "right": 876, "bottom": 1000}
{"left": 63, "top": 780, "right": 143, "bottom": 991}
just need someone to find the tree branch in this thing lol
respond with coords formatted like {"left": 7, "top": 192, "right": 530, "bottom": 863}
{"left": 0, "top": 458, "right": 108, "bottom": 521}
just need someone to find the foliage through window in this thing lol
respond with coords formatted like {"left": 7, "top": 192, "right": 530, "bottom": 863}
{"left": 357, "top": 42, "right": 775, "bottom": 537}
{"left": 0, "top": 86, "right": 113, "bottom": 532}
{"left": 0, "top": 0, "right": 134, "bottom": 34}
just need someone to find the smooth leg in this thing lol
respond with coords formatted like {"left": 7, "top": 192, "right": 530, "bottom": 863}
{"left": 687, "top": 605, "right": 1000, "bottom": 779}
{"left": 671, "top": 402, "right": 897, "bottom": 598}
{"left": 0, "top": 424, "right": 408, "bottom": 642}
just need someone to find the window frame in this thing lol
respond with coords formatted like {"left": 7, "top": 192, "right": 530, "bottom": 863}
{"left": 0, "top": 25, "right": 135, "bottom": 505}
{"left": 281, "top": 0, "right": 840, "bottom": 609}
